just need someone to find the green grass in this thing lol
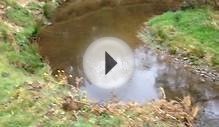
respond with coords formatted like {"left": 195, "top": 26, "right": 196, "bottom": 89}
{"left": 0, "top": 42, "right": 71, "bottom": 126}
{"left": 3, "top": 0, "right": 45, "bottom": 73}
{"left": 147, "top": 8, "right": 219, "bottom": 67}
{"left": 0, "top": 1, "right": 70, "bottom": 126}
{"left": 6, "top": 5, "right": 35, "bottom": 27}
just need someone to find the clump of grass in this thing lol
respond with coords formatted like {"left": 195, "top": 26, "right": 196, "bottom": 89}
{"left": 2, "top": 2, "right": 43, "bottom": 73}
{"left": 147, "top": 7, "right": 219, "bottom": 67}
{"left": 6, "top": 5, "right": 35, "bottom": 27}
{"left": 4, "top": 17, "right": 43, "bottom": 73}
{"left": 6, "top": 44, "right": 44, "bottom": 73}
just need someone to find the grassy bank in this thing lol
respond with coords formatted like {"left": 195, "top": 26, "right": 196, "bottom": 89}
{"left": 0, "top": 0, "right": 72, "bottom": 126}
{"left": 0, "top": 0, "right": 196, "bottom": 127}
{"left": 140, "top": 7, "right": 219, "bottom": 69}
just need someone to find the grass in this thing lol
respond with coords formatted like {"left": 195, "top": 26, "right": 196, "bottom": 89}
{"left": 0, "top": 42, "right": 62, "bottom": 126}
{"left": 145, "top": 7, "right": 219, "bottom": 68}
{"left": 0, "top": 0, "right": 69, "bottom": 126}
{"left": 6, "top": 6, "right": 35, "bottom": 26}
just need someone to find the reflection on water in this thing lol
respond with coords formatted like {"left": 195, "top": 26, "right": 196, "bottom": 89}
{"left": 81, "top": 47, "right": 162, "bottom": 103}
{"left": 198, "top": 100, "right": 219, "bottom": 127}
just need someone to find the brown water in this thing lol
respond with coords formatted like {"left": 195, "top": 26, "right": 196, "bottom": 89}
{"left": 38, "top": 2, "right": 219, "bottom": 126}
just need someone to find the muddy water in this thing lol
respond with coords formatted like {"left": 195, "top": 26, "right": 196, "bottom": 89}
{"left": 38, "top": 1, "right": 219, "bottom": 126}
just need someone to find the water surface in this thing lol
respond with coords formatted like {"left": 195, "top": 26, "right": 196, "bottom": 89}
{"left": 38, "top": 2, "right": 219, "bottom": 126}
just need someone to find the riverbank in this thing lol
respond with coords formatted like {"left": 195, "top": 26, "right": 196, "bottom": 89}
{"left": 0, "top": 0, "right": 71, "bottom": 126}
{"left": 139, "top": 7, "right": 219, "bottom": 83}
{"left": 0, "top": 0, "right": 197, "bottom": 127}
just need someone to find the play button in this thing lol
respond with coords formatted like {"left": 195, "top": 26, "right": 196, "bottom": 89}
{"left": 83, "top": 37, "right": 134, "bottom": 89}
{"left": 105, "top": 52, "right": 117, "bottom": 75}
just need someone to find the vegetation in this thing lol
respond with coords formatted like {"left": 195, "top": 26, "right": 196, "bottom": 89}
{"left": 0, "top": 0, "right": 197, "bottom": 127}
{"left": 0, "top": 0, "right": 70, "bottom": 126}
{"left": 142, "top": 7, "right": 219, "bottom": 68}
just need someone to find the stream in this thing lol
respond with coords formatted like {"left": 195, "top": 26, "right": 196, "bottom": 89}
{"left": 38, "top": 1, "right": 219, "bottom": 126}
